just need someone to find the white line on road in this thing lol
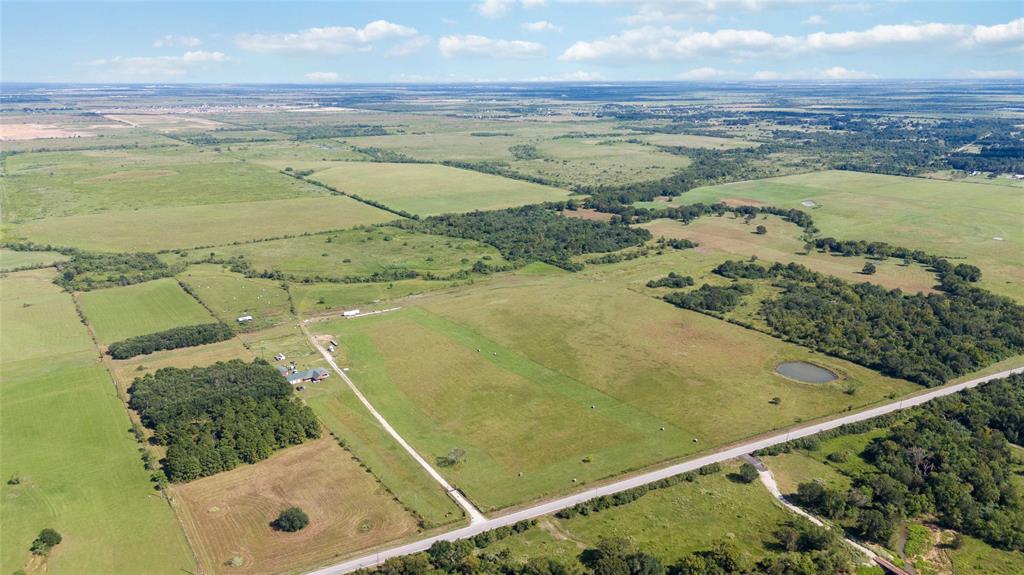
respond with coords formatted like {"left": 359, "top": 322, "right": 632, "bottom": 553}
{"left": 301, "top": 322, "right": 486, "bottom": 526}
{"left": 304, "top": 365, "right": 1023, "bottom": 575}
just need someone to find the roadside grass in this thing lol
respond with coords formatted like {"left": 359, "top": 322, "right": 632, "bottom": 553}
{"left": 178, "top": 226, "right": 506, "bottom": 279}
{"left": 638, "top": 215, "right": 940, "bottom": 294}
{"left": 315, "top": 272, "right": 915, "bottom": 510}
{"left": 174, "top": 437, "right": 420, "bottom": 575}
{"left": 78, "top": 278, "right": 216, "bottom": 344}
{"left": 179, "top": 264, "right": 294, "bottom": 330}
{"left": 0, "top": 269, "right": 194, "bottom": 575}
{"left": 680, "top": 170, "right": 1024, "bottom": 302}
{"left": 9, "top": 195, "right": 396, "bottom": 252}
{"left": 0, "top": 248, "right": 70, "bottom": 271}
{"left": 3, "top": 150, "right": 324, "bottom": 222}
{"left": 309, "top": 162, "right": 570, "bottom": 216}
{"left": 490, "top": 461, "right": 790, "bottom": 564}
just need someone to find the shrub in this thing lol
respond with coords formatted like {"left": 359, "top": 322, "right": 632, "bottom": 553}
{"left": 30, "top": 528, "right": 62, "bottom": 555}
{"left": 272, "top": 507, "right": 309, "bottom": 532}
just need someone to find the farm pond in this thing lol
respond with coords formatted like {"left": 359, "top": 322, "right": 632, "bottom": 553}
{"left": 776, "top": 361, "right": 838, "bottom": 383}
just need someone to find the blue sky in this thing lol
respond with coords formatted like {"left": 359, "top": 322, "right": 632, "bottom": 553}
{"left": 3, "top": 1, "right": 1022, "bottom": 83}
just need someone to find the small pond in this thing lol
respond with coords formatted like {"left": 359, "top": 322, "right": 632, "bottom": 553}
{"left": 776, "top": 361, "right": 838, "bottom": 383}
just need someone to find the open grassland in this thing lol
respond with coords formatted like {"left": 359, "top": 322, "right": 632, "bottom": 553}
{"left": 490, "top": 461, "right": 790, "bottom": 564}
{"left": 3, "top": 150, "right": 324, "bottom": 222}
{"left": 291, "top": 279, "right": 465, "bottom": 315}
{"left": 228, "top": 139, "right": 367, "bottom": 168}
{"left": 317, "top": 270, "right": 915, "bottom": 510}
{"left": 9, "top": 195, "right": 396, "bottom": 252}
{"left": 0, "top": 248, "right": 70, "bottom": 271}
{"left": 681, "top": 170, "right": 1024, "bottom": 301}
{"left": 0, "top": 269, "right": 193, "bottom": 574}
{"left": 950, "top": 534, "right": 1024, "bottom": 574}
{"left": 180, "top": 226, "right": 506, "bottom": 279}
{"left": 78, "top": 278, "right": 215, "bottom": 344}
{"left": 639, "top": 215, "right": 940, "bottom": 294}
{"left": 310, "top": 162, "right": 570, "bottom": 216}
{"left": 638, "top": 133, "right": 762, "bottom": 149}
{"left": 178, "top": 264, "right": 293, "bottom": 330}
{"left": 510, "top": 138, "right": 691, "bottom": 188}
{"left": 174, "top": 437, "right": 420, "bottom": 575}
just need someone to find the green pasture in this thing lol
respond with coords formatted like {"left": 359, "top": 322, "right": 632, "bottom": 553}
{"left": 317, "top": 269, "right": 915, "bottom": 510}
{"left": 177, "top": 264, "right": 293, "bottom": 330}
{"left": 1, "top": 269, "right": 193, "bottom": 574}
{"left": 638, "top": 133, "right": 761, "bottom": 149}
{"left": 290, "top": 279, "right": 462, "bottom": 315}
{"left": 0, "top": 248, "right": 69, "bottom": 271}
{"left": 180, "top": 226, "right": 506, "bottom": 279}
{"left": 681, "top": 170, "right": 1024, "bottom": 301}
{"left": 8, "top": 195, "right": 396, "bottom": 252}
{"left": 510, "top": 138, "right": 691, "bottom": 188}
{"left": 310, "top": 162, "right": 570, "bottom": 216}
{"left": 4, "top": 150, "right": 322, "bottom": 222}
{"left": 491, "top": 461, "right": 790, "bottom": 564}
{"left": 77, "top": 277, "right": 215, "bottom": 344}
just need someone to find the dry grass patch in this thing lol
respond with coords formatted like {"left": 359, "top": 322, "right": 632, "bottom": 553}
{"left": 175, "top": 437, "right": 419, "bottom": 575}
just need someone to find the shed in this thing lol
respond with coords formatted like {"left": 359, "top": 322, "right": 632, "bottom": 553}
{"left": 237, "top": 315, "right": 253, "bottom": 323}
{"left": 342, "top": 309, "right": 361, "bottom": 318}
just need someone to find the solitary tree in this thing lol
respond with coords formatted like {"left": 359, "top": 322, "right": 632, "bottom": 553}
{"left": 862, "top": 262, "right": 877, "bottom": 275}
{"left": 755, "top": 225, "right": 767, "bottom": 235}
{"left": 30, "top": 528, "right": 62, "bottom": 555}
{"left": 272, "top": 507, "right": 309, "bottom": 532}
{"left": 737, "top": 462, "right": 760, "bottom": 483}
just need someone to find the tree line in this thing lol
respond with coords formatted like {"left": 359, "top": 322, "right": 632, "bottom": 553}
{"left": 107, "top": 322, "right": 234, "bottom": 359}
{"left": 128, "top": 360, "right": 320, "bottom": 482}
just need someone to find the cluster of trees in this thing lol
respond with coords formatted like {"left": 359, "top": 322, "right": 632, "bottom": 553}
{"left": 509, "top": 144, "right": 544, "bottom": 160}
{"left": 272, "top": 507, "right": 310, "bottom": 532}
{"left": 128, "top": 360, "right": 320, "bottom": 482}
{"left": 107, "top": 322, "right": 234, "bottom": 359}
{"left": 752, "top": 261, "right": 1024, "bottom": 386}
{"left": 30, "top": 528, "right": 62, "bottom": 556}
{"left": 441, "top": 160, "right": 561, "bottom": 187}
{"left": 664, "top": 283, "right": 753, "bottom": 314}
{"left": 352, "top": 146, "right": 420, "bottom": 163}
{"left": 290, "top": 124, "right": 388, "bottom": 140}
{"left": 55, "top": 251, "right": 179, "bottom": 291}
{"left": 395, "top": 205, "right": 651, "bottom": 271}
{"left": 557, "top": 464, "right": 721, "bottom": 520}
{"left": 794, "top": 376, "right": 1024, "bottom": 550}
{"left": 645, "top": 273, "right": 694, "bottom": 289}
{"left": 811, "top": 237, "right": 983, "bottom": 283}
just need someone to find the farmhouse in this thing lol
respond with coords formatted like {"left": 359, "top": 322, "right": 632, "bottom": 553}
{"left": 276, "top": 366, "right": 330, "bottom": 385}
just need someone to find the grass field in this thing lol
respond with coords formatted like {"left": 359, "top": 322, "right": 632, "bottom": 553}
{"left": 1, "top": 269, "right": 194, "bottom": 574}
{"left": 639, "top": 215, "right": 940, "bottom": 294}
{"left": 310, "top": 162, "right": 570, "bottom": 216}
{"left": 639, "top": 133, "right": 761, "bottom": 149}
{"left": 315, "top": 269, "right": 916, "bottom": 511}
{"left": 178, "top": 226, "right": 506, "bottom": 279}
{"left": 290, "top": 279, "right": 464, "bottom": 315}
{"left": 680, "top": 170, "right": 1024, "bottom": 301}
{"left": 509, "top": 138, "right": 692, "bottom": 188}
{"left": 178, "top": 264, "right": 293, "bottom": 330}
{"left": 490, "top": 461, "right": 790, "bottom": 564}
{"left": 77, "top": 278, "right": 216, "bottom": 344}
{"left": 0, "top": 248, "right": 70, "bottom": 271}
{"left": 174, "top": 437, "right": 420, "bottom": 575}
{"left": 8, "top": 195, "right": 396, "bottom": 252}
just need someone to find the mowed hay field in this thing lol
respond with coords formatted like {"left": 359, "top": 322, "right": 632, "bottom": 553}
{"left": 9, "top": 195, "right": 396, "bottom": 252}
{"left": 310, "top": 162, "right": 570, "bottom": 216}
{"left": 490, "top": 461, "right": 789, "bottom": 564}
{"left": 319, "top": 271, "right": 916, "bottom": 510}
{"left": 639, "top": 215, "right": 940, "bottom": 294}
{"left": 78, "top": 278, "right": 216, "bottom": 344}
{"left": 174, "top": 437, "right": 420, "bottom": 575}
{"left": 0, "top": 269, "right": 193, "bottom": 574}
{"left": 682, "top": 170, "right": 1024, "bottom": 301}
{"left": 178, "top": 264, "right": 293, "bottom": 330}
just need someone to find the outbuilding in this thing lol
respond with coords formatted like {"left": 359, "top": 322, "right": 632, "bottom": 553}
{"left": 342, "top": 309, "right": 361, "bottom": 318}
{"left": 237, "top": 315, "right": 253, "bottom": 323}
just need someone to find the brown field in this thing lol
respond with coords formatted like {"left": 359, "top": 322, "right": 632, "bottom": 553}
{"left": 561, "top": 208, "right": 613, "bottom": 221}
{"left": 105, "top": 114, "right": 226, "bottom": 131}
{"left": 174, "top": 437, "right": 420, "bottom": 575}
{"left": 0, "top": 123, "right": 93, "bottom": 141}
{"left": 719, "top": 197, "right": 770, "bottom": 207}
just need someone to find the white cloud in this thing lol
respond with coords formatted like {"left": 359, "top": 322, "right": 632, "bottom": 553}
{"left": 475, "top": 0, "right": 515, "bottom": 19}
{"left": 801, "top": 15, "right": 825, "bottom": 26}
{"left": 154, "top": 34, "right": 202, "bottom": 48}
{"left": 562, "top": 18, "right": 1024, "bottom": 62}
{"left": 90, "top": 51, "right": 230, "bottom": 78}
{"left": 387, "top": 36, "right": 432, "bottom": 56}
{"left": 819, "top": 66, "right": 876, "bottom": 79}
{"left": 523, "top": 20, "right": 561, "bottom": 32}
{"left": 439, "top": 35, "right": 545, "bottom": 58}
{"left": 529, "top": 70, "right": 605, "bottom": 81}
{"left": 305, "top": 71, "right": 340, "bottom": 82}
{"left": 522, "top": 0, "right": 548, "bottom": 7}
{"left": 236, "top": 20, "right": 419, "bottom": 54}
{"left": 676, "top": 66, "right": 729, "bottom": 80}
{"left": 965, "top": 69, "right": 1022, "bottom": 79}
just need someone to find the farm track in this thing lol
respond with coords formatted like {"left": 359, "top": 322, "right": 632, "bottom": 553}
{"left": 303, "top": 364, "right": 1024, "bottom": 575}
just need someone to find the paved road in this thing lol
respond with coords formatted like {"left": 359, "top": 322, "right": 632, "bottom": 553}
{"left": 305, "top": 365, "right": 1024, "bottom": 575}
{"left": 301, "top": 322, "right": 486, "bottom": 525}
